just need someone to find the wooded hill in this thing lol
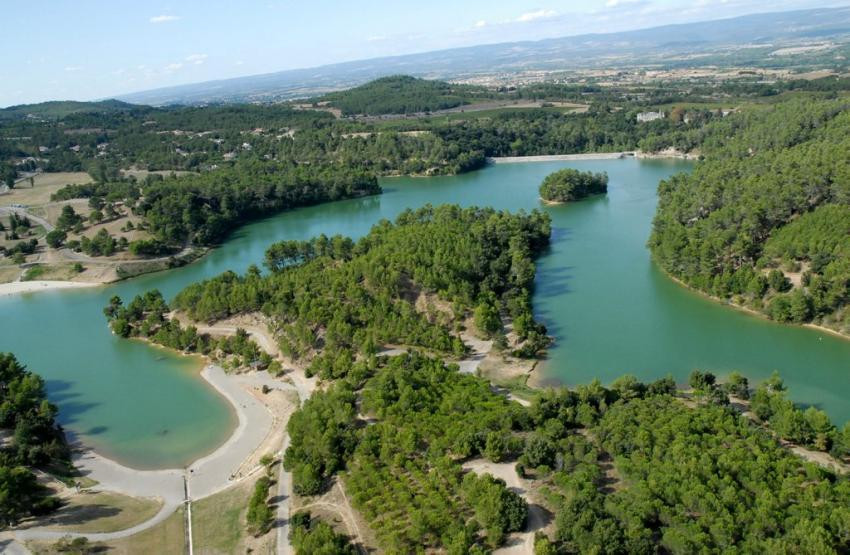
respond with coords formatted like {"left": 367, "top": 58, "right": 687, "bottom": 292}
{"left": 649, "top": 97, "right": 850, "bottom": 334}
{"left": 316, "top": 75, "right": 484, "bottom": 116}
{"left": 169, "top": 205, "right": 553, "bottom": 377}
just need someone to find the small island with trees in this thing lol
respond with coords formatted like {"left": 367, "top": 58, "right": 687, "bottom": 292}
{"left": 539, "top": 168, "right": 609, "bottom": 204}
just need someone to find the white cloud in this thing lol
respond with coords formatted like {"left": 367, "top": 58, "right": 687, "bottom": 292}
{"left": 605, "top": 0, "right": 644, "bottom": 7}
{"left": 367, "top": 35, "right": 386, "bottom": 42}
{"left": 64, "top": 66, "right": 82, "bottom": 72}
{"left": 150, "top": 15, "right": 180, "bottom": 23}
{"left": 517, "top": 9, "right": 557, "bottom": 22}
{"left": 185, "top": 53, "right": 208, "bottom": 65}
{"left": 474, "top": 20, "right": 487, "bottom": 28}
{"left": 164, "top": 62, "right": 183, "bottom": 71}
{"left": 235, "top": 60, "right": 245, "bottom": 66}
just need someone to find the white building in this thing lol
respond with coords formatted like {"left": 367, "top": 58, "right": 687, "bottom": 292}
{"left": 637, "top": 111, "right": 665, "bottom": 123}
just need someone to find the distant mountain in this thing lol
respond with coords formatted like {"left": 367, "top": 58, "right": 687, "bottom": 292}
{"left": 116, "top": 7, "right": 850, "bottom": 106}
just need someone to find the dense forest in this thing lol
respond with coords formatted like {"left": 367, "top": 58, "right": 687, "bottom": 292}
{"left": 539, "top": 169, "right": 608, "bottom": 203}
{"left": 283, "top": 348, "right": 850, "bottom": 553}
{"left": 0, "top": 353, "right": 69, "bottom": 527}
{"left": 316, "top": 75, "right": 481, "bottom": 116}
{"left": 50, "top": 160, "right": 379, "bottom": 248}
{"left": 170, "top": 205, "right": 552, "bottom": 377}
{"left": 649, "top": 98, "right": 850, "bottom": 333}
{"left": 0, "top": 76, "right": 728, "bottom": 180}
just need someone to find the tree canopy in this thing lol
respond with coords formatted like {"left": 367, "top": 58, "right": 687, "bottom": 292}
{"left": 539, "top": 169, "right": 608, "bottom": 203}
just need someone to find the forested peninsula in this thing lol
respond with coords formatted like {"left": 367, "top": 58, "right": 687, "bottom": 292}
{"left": 105, "top": 203, "right": 850, "bottom": 553}
{"left": 650, "top": 98, "right": 850, "bottom": 336}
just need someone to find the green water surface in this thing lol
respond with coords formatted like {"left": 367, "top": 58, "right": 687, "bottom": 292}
{"left": 2, "top": 158, "right": 848, "bottom": 468}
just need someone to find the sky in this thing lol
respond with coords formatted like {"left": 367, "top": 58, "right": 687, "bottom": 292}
{"left": 2, "top": 0, "right": 847, "bottom": 107}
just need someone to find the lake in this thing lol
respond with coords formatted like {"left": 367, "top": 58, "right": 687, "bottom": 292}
{"left": 2, "top": 158, "right": 849, "bottom": 468}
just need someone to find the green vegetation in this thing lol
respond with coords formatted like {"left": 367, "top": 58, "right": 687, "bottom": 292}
{"left": 290, "top": 511, "right": 357, "bottom": 554}
{"left": 539, "top": 169, "right": 608, "bottom": 203}
{"left": 136, "top": 161, "right": 379, "bottom": 245}
{"left": 0, "top": 353, "right": 69, "bottom": 527}
{"left": 103, "top": 291, "right": 271, "bottom": 371}
{"left": 318, "top": 75, "right": 479, "bottom": 116}
{"left": 173, "top": 205, "right": 552, "bottom": 377}
{"left": 246, "top": 475, "right": 274, "bottom": 536}
{"left": 285, "top": 352, "right": 530, "bottom": 552}
{"left": 650, "top": 97, "right": 850, "bottom": 333}
{"left": 282, "top": 346, "right": 850, "bottom": 553}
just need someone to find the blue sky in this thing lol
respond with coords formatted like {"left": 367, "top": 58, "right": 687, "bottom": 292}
{"left": 1, "top": 0, "right": 846, "bottom": 107}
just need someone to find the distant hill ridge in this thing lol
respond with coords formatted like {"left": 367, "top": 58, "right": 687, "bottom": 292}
{"left": 0, "top": 99, "right": 142, "bottom": 121}
{"left": 316, "top": 75, "right": 485, "bottom": 116}
{"left": 112, "top": 7, "right": 850, "bottom": 106}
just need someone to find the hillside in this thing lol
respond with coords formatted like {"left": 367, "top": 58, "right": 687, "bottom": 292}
{"left": 115, "top": 7, "right": 850, "bottom": 106}
{"left": 316, "top": 75, "right": 480, "bottom": 116}
{"left": 649, "top": 97, "right": 850, "bottom": 335}
{"left": 0, "top": 99, "right": 143, "bottom": 121}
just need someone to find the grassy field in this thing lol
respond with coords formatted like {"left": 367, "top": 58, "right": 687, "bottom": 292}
{"left": 22, "top": 262, "right": 85, "bottom": 282}
{"left": 35, "top": 491, "right": 162, "bottom": 534}
{"left": 26, "top": 505, "right": 182, "bottom": 555}
{"left": 191, "top": 474, "right": 276, "bottom": 555}
{"left": 101, "top": 505, "right": 186, "bottom": 554}
{"left": 0, "top": 261, "right": 20, "bottom": 282}
{"left": 1, "top": 172, "right": 92, "bottom": 206}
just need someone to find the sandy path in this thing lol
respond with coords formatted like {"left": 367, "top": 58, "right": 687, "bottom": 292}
{"left": 457, "top": 333, "right": 493, "bottom": 374}
{"left": 0, "top": 206, "right": 54, "bottom": 232}
{"left": 463, "top": 460, "right": 548, "bottom": 554}
{"left": 188, "top": 318, "right": 319, "bottom": 555}
{"left": 11, "top": 363, "right": 295, "bottom": 545}
{"left": 0, "top": 535, "right": 30, "bottom": 555}
{"left": 0, "top": 280, "right": 101, "bottom": 297}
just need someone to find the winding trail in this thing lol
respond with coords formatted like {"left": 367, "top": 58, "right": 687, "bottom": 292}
{"left": 9, "top": 320, "right": 518, "bottom": 552}
{"left": 462, "top": 460, "right": 548, "bottom": 554}
{"left": 0, "top": 205, "right": 54, "bottom": 232}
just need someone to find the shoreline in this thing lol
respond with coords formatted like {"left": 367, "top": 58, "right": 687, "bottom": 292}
{"left": 64, "top": 363, "right": 274, "bottom": 485}
{"left": 660, "top": 265, "right": 850, "bottom": 343}
{"left": 0, "top": 280, "right": 102, "bottom": 297}
{"left": 487, "top": 149, "right": 698, "bottom": 164}
{"left": 488, "top": 152, "right": 634, "bottom": 164}
{"left": 13, "top": 362, "right": 284, "bottom": 544}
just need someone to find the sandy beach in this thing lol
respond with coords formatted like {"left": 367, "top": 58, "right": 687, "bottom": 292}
{"left": 0, "top": 280, "right": 101, "bottom": 297}
{"left": 11, "top": 362, "right": 298, "bottom": 545}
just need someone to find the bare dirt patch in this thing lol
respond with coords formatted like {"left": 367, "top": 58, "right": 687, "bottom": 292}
{"left": 293, "top": 479, "right": 375, "bottom": 552}
{"left": 462, "top": 459, "right": 552, "bottom": 554}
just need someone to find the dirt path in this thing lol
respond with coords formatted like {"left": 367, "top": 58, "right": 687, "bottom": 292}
{"left": 189, "top": 316, "right": 319, "bottom": 555}
{"left": 462, "top": 460, "right": 549, "bottom": 554}
{"left": 0, "top": 205, "right": 54, "bottom": 232}
{"left": 10, "top": 363, "right": 295, "bottom": 546}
